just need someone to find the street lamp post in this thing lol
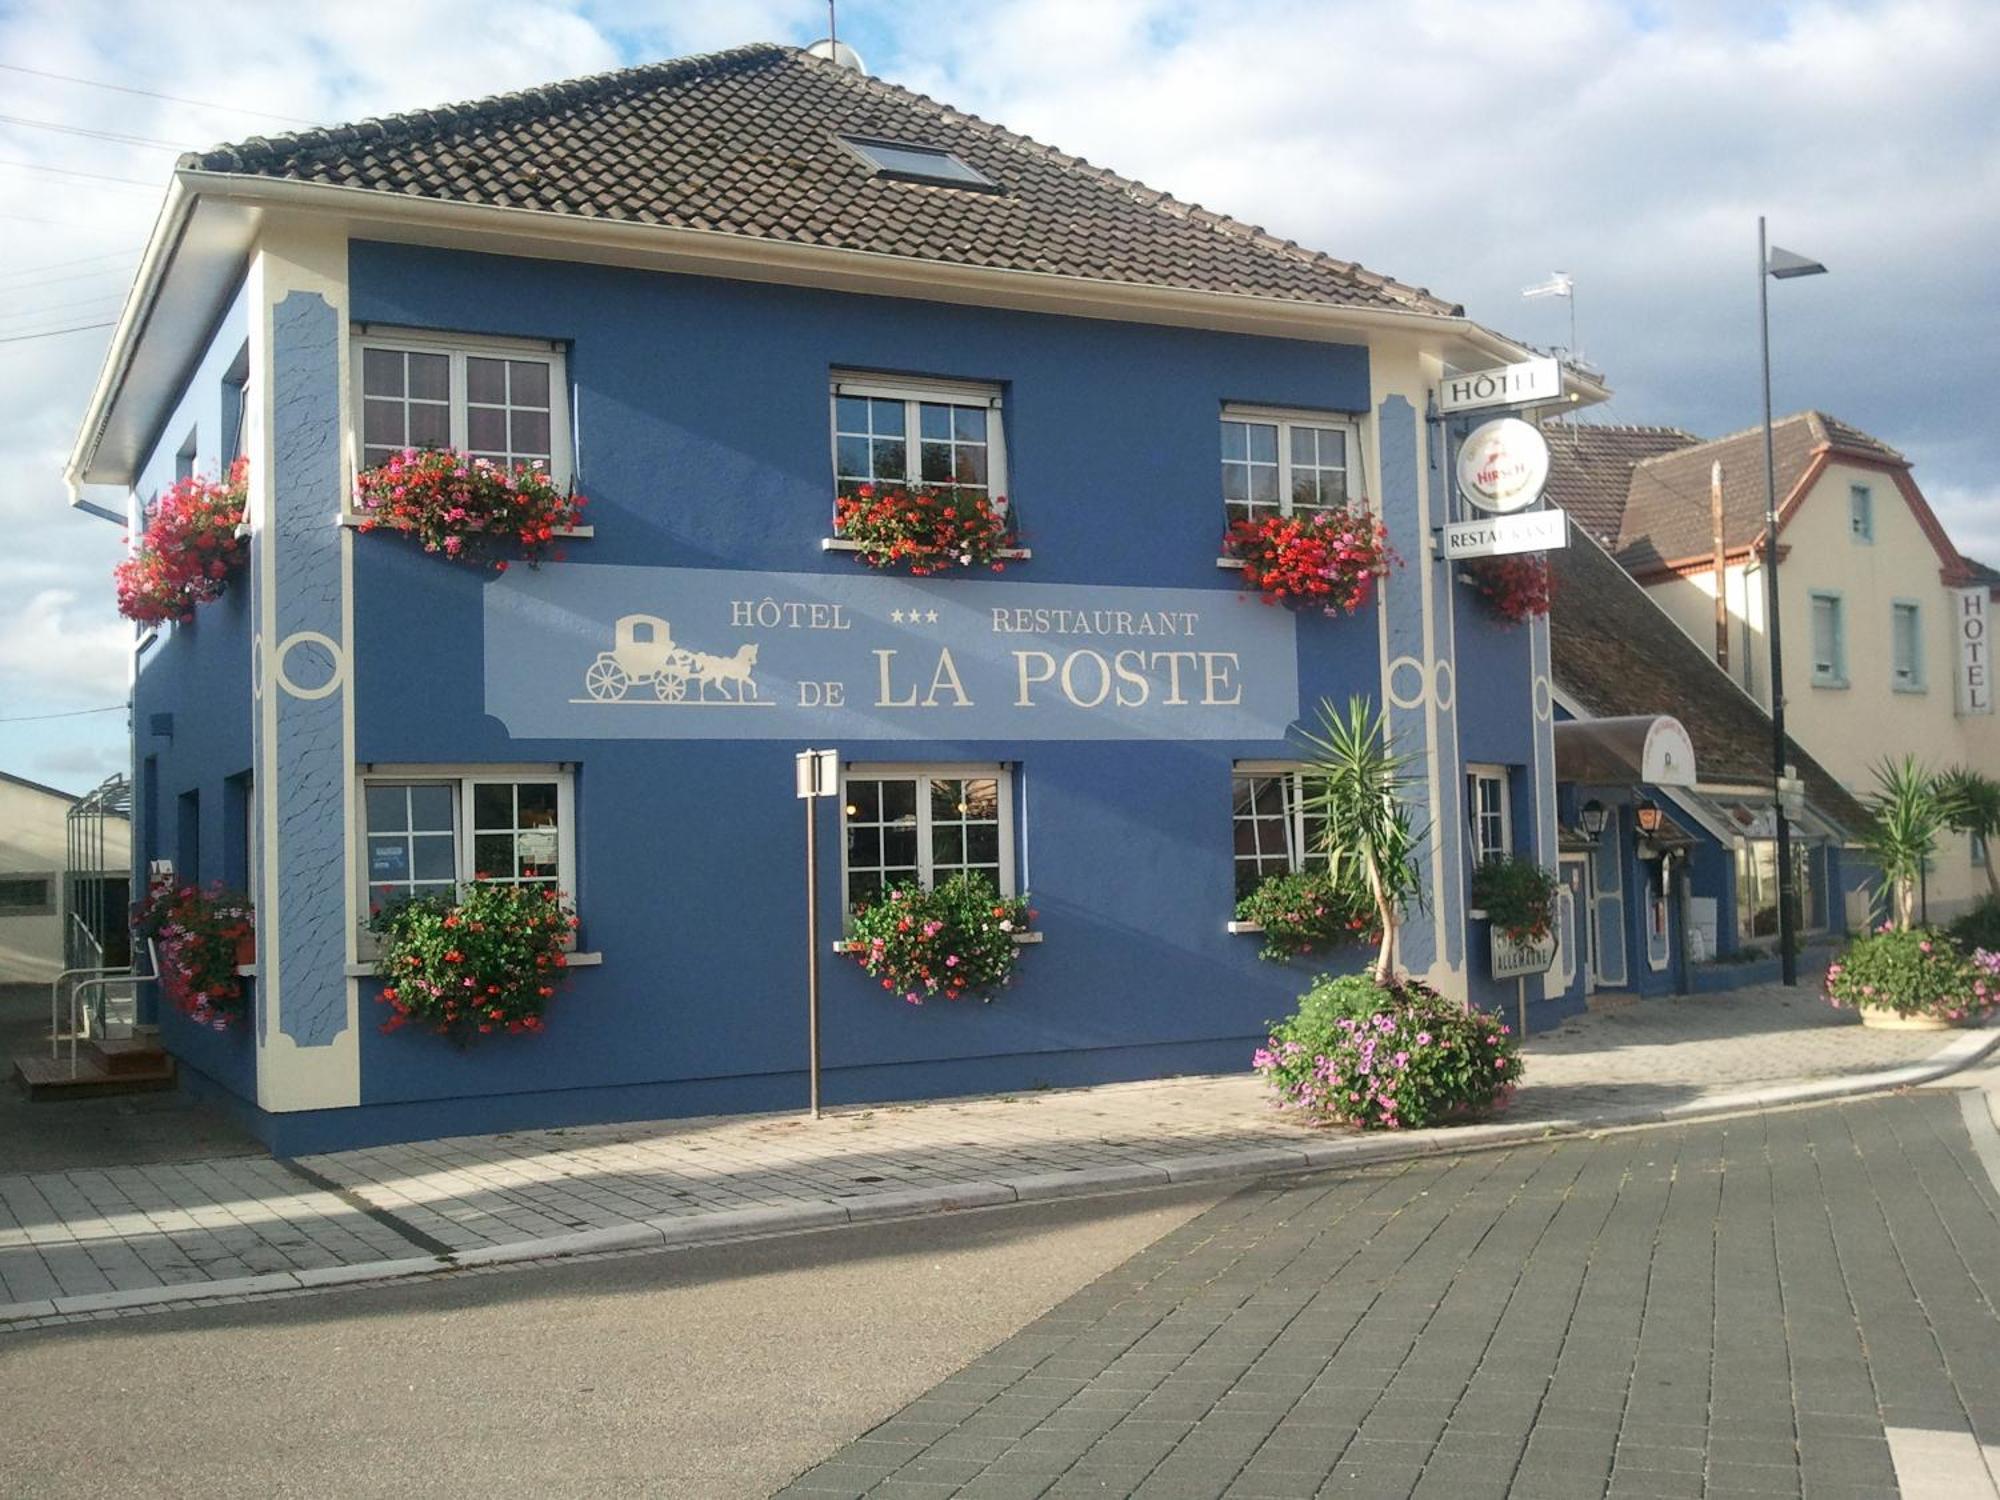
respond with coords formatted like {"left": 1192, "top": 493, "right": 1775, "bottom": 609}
{"left": 1758, "top": 217, "right": 1826, "bottom": 987}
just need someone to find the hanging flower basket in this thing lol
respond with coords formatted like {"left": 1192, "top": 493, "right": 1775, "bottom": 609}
{"left": 1460, "top": 554, "right": 1553, "bottom": 623}
{"left": 1223, "top": 506, "right": 1395, "bottom": 615}
{"left": 368, "top": 881, "right": 579, "bottom": 1041}
{"left": 134, "top": 882, "right": 254, "bottom": 1031}
{"left": 353, "top": 448, "right": 586, "bottom": 573}
{"left": 114, "top": 458, "right": 250, "bottom": 624}
{"left": 832, "top": 483, "right": 1016, "bottom": 575}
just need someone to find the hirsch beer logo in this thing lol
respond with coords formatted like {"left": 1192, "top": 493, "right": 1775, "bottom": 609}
{"left": 1456, "top": 417, "right": 1552, "bottom": 514}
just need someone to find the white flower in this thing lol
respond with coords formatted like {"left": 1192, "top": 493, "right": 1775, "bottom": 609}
{"left": 998, "top": 919, "right": 1014, "bottom": 932}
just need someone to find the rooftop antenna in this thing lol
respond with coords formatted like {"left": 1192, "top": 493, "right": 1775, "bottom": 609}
{"left": 1522, "top": 271, "right": 1577, "bottom": 362}
{"left": 806, "top": 0, "right": 868, "bottom": 72}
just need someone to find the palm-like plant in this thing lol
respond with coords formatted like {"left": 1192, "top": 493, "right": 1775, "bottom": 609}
{"left": 1863, "top": 755, "right": 1943, "bottom": 929}
{"left": 1937, "top": 766, "right": 2000, "bottom": 902}
{"left": 1294, "top": 697, "right": 1427, "bottom": 986}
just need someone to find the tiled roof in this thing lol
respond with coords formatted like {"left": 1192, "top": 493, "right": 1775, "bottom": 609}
{"left": 1540, "top": 422, "right": 1699, "bottom": 546}
{"left": 1548, "top": 527, "right": 1869, "bottom": 833}
{"left": 1613, "top": 411, "right": 1903, "bottom": 574}
{"left": 185, "top": 44, "right": 1460, "bottom": 316}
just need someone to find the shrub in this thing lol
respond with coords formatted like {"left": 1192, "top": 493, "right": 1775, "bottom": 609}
{"left": 1470, "top": 855, "right": 1560, "bottom": 943}
{"left": 1233, "top": 868, "right": 1377, "bottom": 962}
{"left": 832, "top": 483, "right": 1014, "bottom": 574}
{"left": 1223, "top": 508, "right": 1395, "bottom": 616}
{"left": 369, "top": 882, "right": 578, "bottom": 1040}
{"left": 353, "top": 448, "right": 585, "bottom": 571}
{"left": 844, "top": 873, "right": 1031, "bottom": 1003}
{"left": 135, "top": 882, "right": 253, "bottom": 1031}
{"left": 1823, "top": 925, "right": 1993, "bottom": 1023}
{"left": 114, "top": 458, "right": 249, "bottom": 623}
{"left": 1254, "top": 976, "right": 1522, "bottom": 1131}
{"left": 1948, "top": 898, "right": 2000, "bottom": 953}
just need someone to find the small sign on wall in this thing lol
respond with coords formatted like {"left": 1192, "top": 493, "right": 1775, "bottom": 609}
{"left": 1491, "top": 925, "right": 1558, "bottom": 980}
{"left": 1959, "top": 587, "right": 1993, "bottom": 716}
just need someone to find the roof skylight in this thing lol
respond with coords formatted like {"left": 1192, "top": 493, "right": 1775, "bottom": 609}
{"left": 840, "top": 135, "right": 998, "bottom": 190}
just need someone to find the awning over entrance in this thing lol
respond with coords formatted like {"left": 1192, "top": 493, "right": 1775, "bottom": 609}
{"left": 1554, "top": 715, "right": 1698, "bottom": 789}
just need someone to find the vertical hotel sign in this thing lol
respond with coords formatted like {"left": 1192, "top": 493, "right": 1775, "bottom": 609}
{"left": 1960, "top": 587, "right": 1993, "bottom": 715}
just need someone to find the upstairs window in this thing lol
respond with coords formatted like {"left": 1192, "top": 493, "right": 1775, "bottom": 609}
{"left": 1220, "top": 407, "right": 1362, "bottom": 527}
{"left": 1810, "top": 592, "right": 1847, "bottom": 687}
{"left": 831, "top": 374, "right": 1006, "bottom": 504}
{"left": 354, "top": 330, "right": 569, "bottom": 483}
{"left": 840, "top": 136, "right": 998, "bottom": 191}
{"left": 1891, "top": 601, "right": 1925, "bottom": 691}
{"left": 1849, "top": 483, "right": 1874, "bottom": 542}
{"left": 1466, "top": 765, "right": 1512, "bottom": 864}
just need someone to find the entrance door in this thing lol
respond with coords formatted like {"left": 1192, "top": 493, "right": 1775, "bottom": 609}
{"left": 1558, "top": 854, "right": 1594, "bottom": 1000}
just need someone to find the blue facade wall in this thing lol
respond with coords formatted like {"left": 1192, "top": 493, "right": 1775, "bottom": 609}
{"left": 129, "top": 280, "right": 256, "bottom": 1099}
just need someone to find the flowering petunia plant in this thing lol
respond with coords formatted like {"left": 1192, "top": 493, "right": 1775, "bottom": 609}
{"left": 369, "top": 882, "right": 579, "bottom": 1041}
{"left": 353, "top": 448, "right": 585, "bottom": 572}
{"left": 843, "top": 873, "right": 1031, "bottom": 1003}
{"left": 114, "top": 458, "right": 249, "bottom": 624}
{"left": 1253, "top": 974, "right": 1522, "bottom": 1131}
{"left": 833, "top": 483, "right": 1016, "bottom": 575}
{"left": 1461, "top": 554, "right": 1553, "bottom": 623}
{"left": 1224, "top": 506, "right": 1395, "bottom": 616}
{"left": 1823, "top": 925, "right": 1994, "bottom": 1024}
{"left": 134, "top": 881, "right": 253, "bottom": 1031}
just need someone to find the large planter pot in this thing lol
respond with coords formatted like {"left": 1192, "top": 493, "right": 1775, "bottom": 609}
{"left": 1857, "top": 1004, "right": 1953, "bottom": 1031}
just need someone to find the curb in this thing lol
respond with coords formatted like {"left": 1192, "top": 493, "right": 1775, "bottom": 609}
{"left": 8, "top": 1018, "right": 1999, "bottom": 1329}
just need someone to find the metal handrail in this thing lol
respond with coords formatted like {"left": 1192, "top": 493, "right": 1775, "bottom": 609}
{"left": 52, "top": 941, "right": 158, "bottom": 1077}
{"left": 50, "top": 964, "right": 130, "bottom": 1062}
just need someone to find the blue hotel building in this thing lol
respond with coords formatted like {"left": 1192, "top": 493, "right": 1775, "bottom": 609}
{"left": 67, "top": 44, "right": 1652, "bottom": 1152}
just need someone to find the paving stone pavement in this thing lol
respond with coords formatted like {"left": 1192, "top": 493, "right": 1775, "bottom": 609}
{"left": 779, "top": 1091, "right": 2000, "bottom": 1500}
{"left": 0, "top": 981, "right": 1972, "bottom": 1322}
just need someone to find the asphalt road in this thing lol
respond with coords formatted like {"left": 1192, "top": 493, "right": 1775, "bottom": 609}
{"left": 0, "top": 1182, "right": 1225, "bottom": 1498}
{"left": 8, "top": 1090, "right": 2000, "bottom": 1500}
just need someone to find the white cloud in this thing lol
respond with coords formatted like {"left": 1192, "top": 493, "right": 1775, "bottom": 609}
{"left": 0, "top": 590, "right": 128, "bottom": 701}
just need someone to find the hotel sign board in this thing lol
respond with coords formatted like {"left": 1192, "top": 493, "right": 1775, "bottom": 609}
{"left": 485, "top": 563, "right": 1303, "bottom": 742}
{"left": 1440, "top": 508, "right": 1569, "bottom": 561}
{"left": 1439, "top": 356, "right": 1562, "bottom": 416}
{"left": 1960, "top": 586, "right": 1994, "bottom": 716}
{"left": 1456, "top": 417, "right": 1553, "bottom": 514}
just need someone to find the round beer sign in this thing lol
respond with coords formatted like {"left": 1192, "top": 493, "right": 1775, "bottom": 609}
{"left": 1456, "top": 417, "right": 1551, "bottom": 514}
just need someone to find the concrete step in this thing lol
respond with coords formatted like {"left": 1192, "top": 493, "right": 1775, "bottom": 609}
{"left": 12, "top": 1051, "right": 176, "bottom": 1100}
{"left": 87, "top": 1036, "right": 171, "bottom": 1076}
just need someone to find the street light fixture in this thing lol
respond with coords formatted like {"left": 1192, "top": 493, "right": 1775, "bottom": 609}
{"left": 1580, "top": 799, "right": 1609, "bottom": 839}
{"left": 1759, "top": 217, "right": 1827, "bottom": 987}
{"left": 1635, "top": 799, "right": 1664, "bottom": 836}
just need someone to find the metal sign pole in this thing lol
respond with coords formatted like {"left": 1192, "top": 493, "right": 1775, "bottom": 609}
{"left": 1517, "top": 976, "right": 1528, "bottom": 1042}
{"left": 806, "top": 785, "right": 821, "bottom": 1119}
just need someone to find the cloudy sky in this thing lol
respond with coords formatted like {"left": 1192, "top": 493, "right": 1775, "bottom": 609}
{"left": 1, "top": 0, "right": 1993, "bottom": 791}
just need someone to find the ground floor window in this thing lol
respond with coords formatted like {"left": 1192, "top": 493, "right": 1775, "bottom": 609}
{"left": 0, "top": 873, "right": 55, "bottom": 915}
{"left": 360, "top": 767, "right": 575, "bottom": 916}
{"left": 1735, "top": 837, "right": 1825, "bottom": 942}
{"left": 1231, "top": 764, "right": 1327, "bottom": 900}
{"left": 841, "top": 765, "right": 1013, "bottom": 910}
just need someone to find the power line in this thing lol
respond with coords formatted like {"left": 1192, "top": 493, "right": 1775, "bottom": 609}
{"left": 0, "top": 61, "right": 320, "bottom": 127}
{"left": 0, "top": 291, "right": 127, "bottom": 321}
{"left": 0, "top": 247, "right": 141, "bottom": 280}
{"left": 0, "top": 113, "right": 192, "bottom": 151}
{"left": 0, "top": 320, "right": 115, "bottom": 345}
{"left": 0, "top": 261, "right": 139, "bottom": 293}
{"left": 0, "top": 212, "right": 142, "bottom": 232}
{"left": 0, "top": 703, "right": 124, "bottom": 724}
{"left": 0, "top": 158, "right": 162, "bottom": 189}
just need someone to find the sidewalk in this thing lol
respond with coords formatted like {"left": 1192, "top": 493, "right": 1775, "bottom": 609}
{"left": 4, "top": 980, "right": 1993, "bottom": 1330}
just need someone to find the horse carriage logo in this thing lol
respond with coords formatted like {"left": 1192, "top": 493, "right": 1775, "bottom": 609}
{"left": 577, "top": 614, "right": 769, "bottom": 705}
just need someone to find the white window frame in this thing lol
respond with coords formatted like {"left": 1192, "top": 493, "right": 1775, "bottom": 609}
{"left": 1809, "top": 591, "right": 1847, "bottom": 687}
{"left": 1466, "top": 764, "right": 1513, "bottom": 864}
{"left": 355, "top": 764, "right": 577, "bottom": 945}
{"left": 1220, "top": 404, "right": 1368, "bottom": 525}
{"left": 830, "top": 372, "right": 1008, "bottom": 503}
{"left": 1230, "top": 761, "right": 1329, "bottom": 898}
{"left": 1850, "top": 483, "right": 1874, "bottom": 543}
{"left": 1890, "top": 599, "right": 1926, "bottom": 692}
{"left": 838, "top": 763, "right": 1016, "bottom": 913}
{"left": 350, "top": 326, "right": 572, "bottom": 487}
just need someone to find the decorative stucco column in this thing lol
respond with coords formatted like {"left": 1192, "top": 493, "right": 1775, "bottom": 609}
{"left": 249, "top": 228, "right": 360, "bottom": 1114}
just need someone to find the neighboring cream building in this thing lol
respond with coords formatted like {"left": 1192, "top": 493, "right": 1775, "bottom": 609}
{"left": 0, "top": 771, "right": 131, "bottom": 986}
{"left": 1546, "top": 413, "right": 1999, "bottom": 922}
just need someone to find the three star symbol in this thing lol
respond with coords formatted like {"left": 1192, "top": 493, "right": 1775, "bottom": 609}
{"left": 889, "top": 609, "right": 942, "bottom": 625}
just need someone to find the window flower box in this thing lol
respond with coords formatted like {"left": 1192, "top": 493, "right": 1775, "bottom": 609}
{"left": 831, "top": 483, "right": 1018, "bottom": 576}
{"left": 1222, "top": 506, "right": 1394, "bottom": 616}
{"left": 134, "top": 881, "right": 254, "bottom": 1031}
{"left": 353, "top": 448, "right": 586, "bottom": 572}
{"left": 114, "top": 458, "right": 249, "bottom": 624}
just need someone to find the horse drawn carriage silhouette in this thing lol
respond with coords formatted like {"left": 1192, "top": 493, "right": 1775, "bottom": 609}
{"left": 582, "top": 614, "right": 761, "bottom": 703}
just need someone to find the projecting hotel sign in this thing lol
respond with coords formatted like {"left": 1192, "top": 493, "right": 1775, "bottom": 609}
{"left": 1960, "top": 586, "right": 1993, "bottom": 716}
{"left": 484, "top": 563, "right": 1302, "bottom": 741}
{"left": 1456, "top": 418, "right": 1552, "bottom": 514}
{"left": 1438, "top": 356, "right": 1562, "bottom": 415}
{"left": 1439, "top": 508, "right": 1569, "bottom": 561}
